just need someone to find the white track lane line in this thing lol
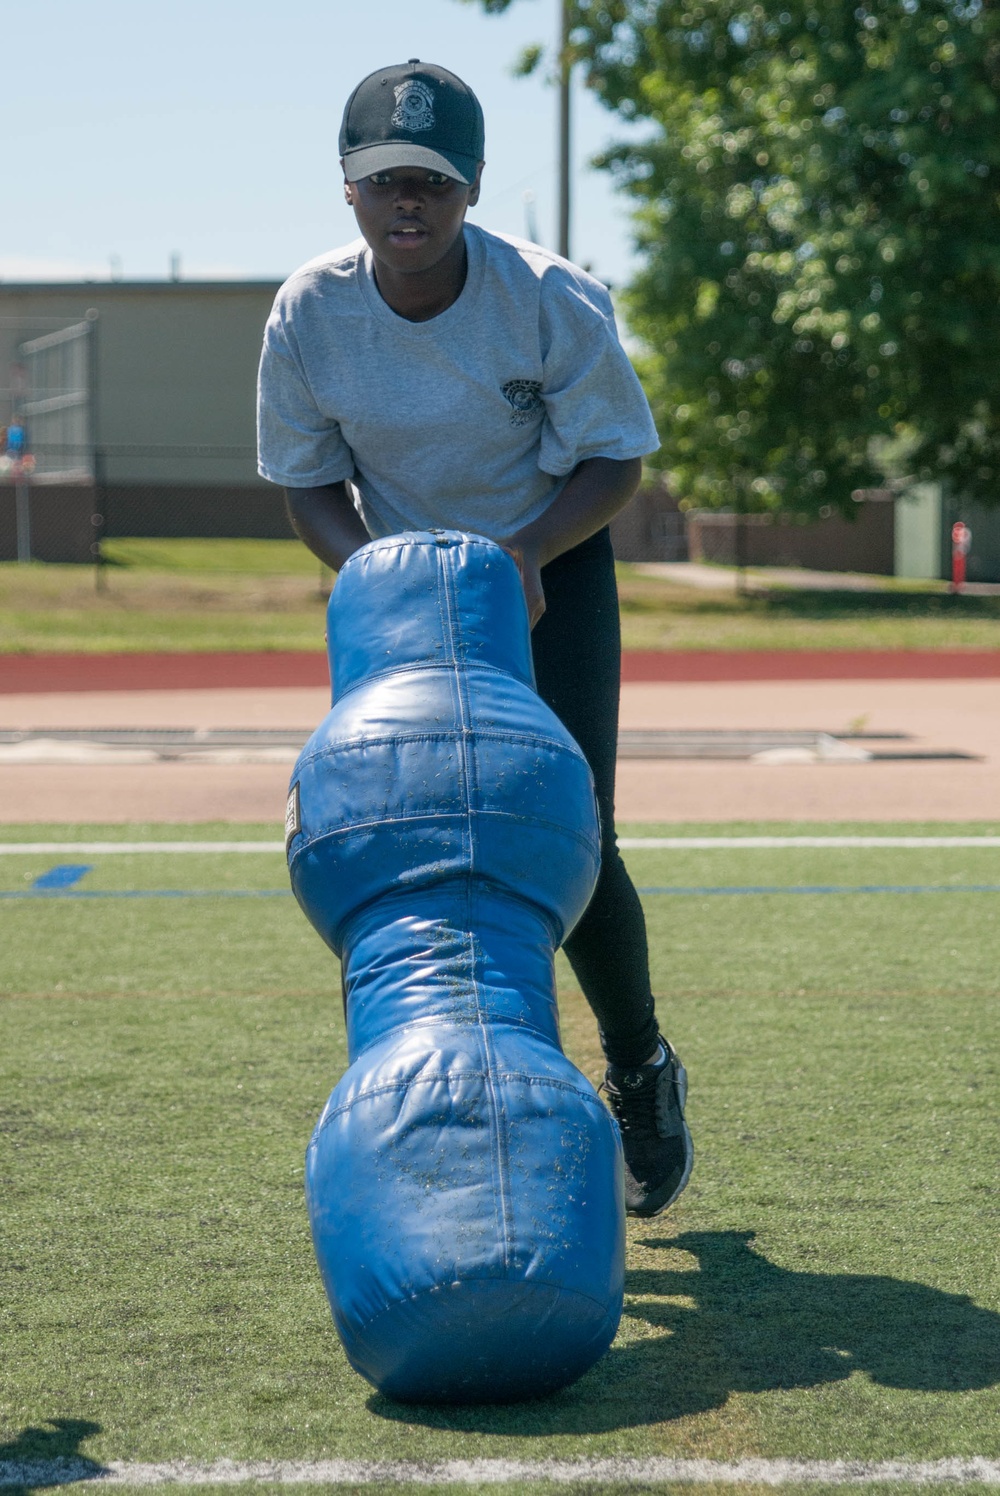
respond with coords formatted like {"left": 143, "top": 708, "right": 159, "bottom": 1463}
{"left": 2, "top": 836, "right": 1000, "bottom": 855}
{"left": 1, "top": 1456, "right": 999, "bottom": 1487}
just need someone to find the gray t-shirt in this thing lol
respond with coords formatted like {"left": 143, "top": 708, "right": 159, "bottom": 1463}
{"left": 256, "top": 224, "right": 659, "bottom": 542}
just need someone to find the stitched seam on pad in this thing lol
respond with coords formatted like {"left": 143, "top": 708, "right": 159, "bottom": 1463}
{"left": 314, "top": 1074, "right": 609, "bottom": 1128}
{"left": 296, "top": 727, "right": 594, "bottom": 764}
{"left": 353, "top": 1278, "right": 619, "bottom": 1336}
{"left": 346, "top": 532, "right": 497, "bottom": 564}
{"left": 334, "top": 659, "right": 531, "bottom": 700}
{"left": 330, "top": 881, "right": 563, "bottom": 965}
{"left": 440, "top": 546, "right": 513, "bottom": 1270}
{"left": 291, "top": 808, "right": 599, "bottom": 859}
{"left": 345, "top": 1010, "right": 568, "bottom": 1060}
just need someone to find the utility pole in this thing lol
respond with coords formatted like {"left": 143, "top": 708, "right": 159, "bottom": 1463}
{"left": 14, "top": 464, "right": 31, "bottom": 563}
{"left": 557, "top": 0, "right": 571, "bottom": 260}
{"left": 734, "top": 477, "right": 748, "bottom": 598}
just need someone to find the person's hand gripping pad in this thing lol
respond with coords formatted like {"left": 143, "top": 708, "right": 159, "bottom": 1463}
{"left": 287, "top": 531, "right": 625, "bottom": 1404}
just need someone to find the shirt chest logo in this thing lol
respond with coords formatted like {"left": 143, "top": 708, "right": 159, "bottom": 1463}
{"left": 502, "top": 379, "right": 543, "bottom": 427}
{"left": 392, "top": 81, "right": 435, "bottom": 133}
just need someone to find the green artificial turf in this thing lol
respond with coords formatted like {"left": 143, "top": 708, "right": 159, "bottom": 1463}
{"left": 616, "top": 568, "right": 1000, "bottom": 653}
{"left": 1, "top": 825, "right": 998, "bottom": 1480}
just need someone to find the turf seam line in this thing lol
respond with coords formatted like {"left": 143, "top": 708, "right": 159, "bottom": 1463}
{"left": 2, "top": 1456, "right": 999, "bottom": 1487}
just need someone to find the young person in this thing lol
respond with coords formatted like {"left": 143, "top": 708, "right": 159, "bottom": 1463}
{"left": 257, "top": 59, "right": 692, "bottom": 1217}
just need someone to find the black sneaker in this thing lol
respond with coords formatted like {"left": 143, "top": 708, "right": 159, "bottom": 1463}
{"left": 602, "top": 1039, "right": 693, "bottom": 1218}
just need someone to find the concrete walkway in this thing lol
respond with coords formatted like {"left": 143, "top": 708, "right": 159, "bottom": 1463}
{"left": 635, "top": 561, "right": 1000, "bottom": 596}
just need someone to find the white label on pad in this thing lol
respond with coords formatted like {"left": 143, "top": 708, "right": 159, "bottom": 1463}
{"left": 284, "top": 782, "right": 301, "bottom": 849}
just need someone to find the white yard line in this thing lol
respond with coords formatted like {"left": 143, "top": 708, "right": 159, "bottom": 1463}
{"left": 2, "top": 836, "right": 1000, "bottom": 855}
{"left": 1, "top": 1456, "right": 999, "bottom": 1487}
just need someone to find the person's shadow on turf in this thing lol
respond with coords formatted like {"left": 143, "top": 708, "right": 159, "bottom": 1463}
{"left": 0, "top": 1419, "right": 104, "bottom": 1495}
{"left": 370, "top": 1230, "right": 1000, "bottom": 1431}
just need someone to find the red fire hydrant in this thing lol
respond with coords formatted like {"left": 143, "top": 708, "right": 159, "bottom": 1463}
{"left": 951, "top": 521, "right": 972, "bottom": 593}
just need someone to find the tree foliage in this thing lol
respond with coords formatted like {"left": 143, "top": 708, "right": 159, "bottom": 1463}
{"left": 458, "top": 0, "right": 1000, "bottom": 512}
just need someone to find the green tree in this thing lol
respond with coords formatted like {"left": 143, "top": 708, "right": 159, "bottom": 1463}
{"left": 457, "top": 0, "right": 1000, "bottom": 513}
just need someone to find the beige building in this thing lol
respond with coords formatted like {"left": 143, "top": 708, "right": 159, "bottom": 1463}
{"left": 0, "top": 280, "right": 283, "bottom": 560}
{"left": 4, "top": 280, "right": 996, "bottom": 577}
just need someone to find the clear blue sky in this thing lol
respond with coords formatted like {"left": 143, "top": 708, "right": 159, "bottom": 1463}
{"left": 4, "top": 0, "right": 650, "bottom": 288}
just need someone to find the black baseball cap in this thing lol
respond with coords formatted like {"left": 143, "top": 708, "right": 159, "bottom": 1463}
{"left": 339, "top": 60, "right": 485, "bottom": 186}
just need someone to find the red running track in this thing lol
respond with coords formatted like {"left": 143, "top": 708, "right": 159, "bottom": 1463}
{"left": 621, "top": 649, "right": 1000, "bottom": 682}
{"left": 2, "top": 649, "right": 1000, "bottom": 693}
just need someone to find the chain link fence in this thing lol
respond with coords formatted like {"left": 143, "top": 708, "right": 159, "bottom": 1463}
{"left": 608, "top": 480, "right": 689, "bottom": 563}
{"left": 686, "top": 502, "right": 896, "bottom": 574}
{"left": 1, "top": 315, "right": 96, "bottom": 563}
{"left": 93, "top": 453, "right": 292, "bottom": 549}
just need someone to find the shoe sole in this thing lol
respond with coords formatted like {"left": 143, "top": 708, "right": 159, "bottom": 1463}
{"left": 626, "top": 1117, "right": 694, "bottom": 1218}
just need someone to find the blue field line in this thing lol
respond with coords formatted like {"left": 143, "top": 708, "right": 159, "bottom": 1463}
{"left": 31, "top": 863, "right": 94, "bottom": 890}
{"left": 4, "top": 884, "right": 1000, "bottom": 901}
{"left": 0, "top": 889, "right": 294, "bottom": 900}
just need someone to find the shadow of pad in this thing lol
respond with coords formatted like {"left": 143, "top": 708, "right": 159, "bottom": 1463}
{"left": 369, "top": 1230, "right": 1000, "bottom": 1430}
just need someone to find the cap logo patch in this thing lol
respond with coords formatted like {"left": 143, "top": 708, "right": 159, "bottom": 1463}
{"left": 392, "top": 79, "right": 435, "bottom": 133}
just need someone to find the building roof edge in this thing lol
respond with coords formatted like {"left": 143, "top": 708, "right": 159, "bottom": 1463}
{"left": 0, "top": 280, "right": 283, "bottom": 294}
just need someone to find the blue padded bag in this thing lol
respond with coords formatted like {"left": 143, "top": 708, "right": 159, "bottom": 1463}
{"left": 287, "top": 531, "right": 625, "bottom": 1404}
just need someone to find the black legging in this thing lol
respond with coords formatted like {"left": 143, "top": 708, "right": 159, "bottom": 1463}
{"left": 530, "top": 526, "right": 661, "bottom": 1069}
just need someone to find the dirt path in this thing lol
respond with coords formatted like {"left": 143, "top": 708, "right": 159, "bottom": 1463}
{"left": 2, "top": 677, "right": 996, "bottom": 823}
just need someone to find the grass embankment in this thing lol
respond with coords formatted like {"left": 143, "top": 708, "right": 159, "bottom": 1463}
{"left": 1, "top": 825, "right": 998, "bottom": 1474}
{"left": 0, "top": 540, "right": 330, "bottom": 655}
{"left": 2, "top": 538, "right": 1000, "bottom": 653}
{"left": 618, "top": 568, "right": 1000, "bottom": 652}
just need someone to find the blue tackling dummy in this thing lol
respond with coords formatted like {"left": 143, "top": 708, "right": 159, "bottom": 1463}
{"left": 286, "top": 531, "right": 625, "bottom": 1403}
